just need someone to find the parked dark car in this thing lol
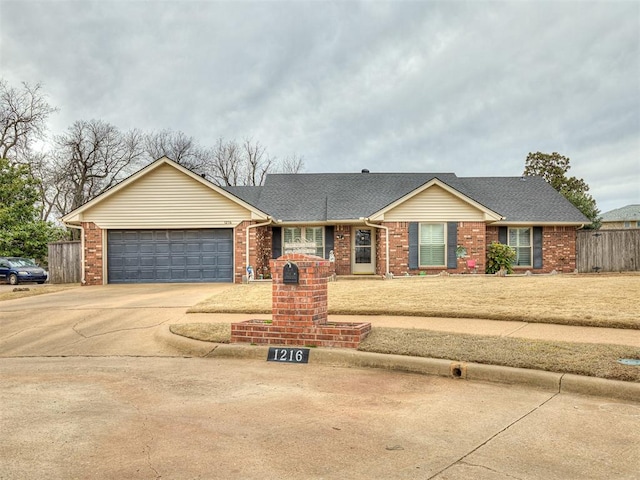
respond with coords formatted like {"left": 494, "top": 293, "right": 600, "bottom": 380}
{"left": 0, "top": 257, "right": 48, "bottom": 285}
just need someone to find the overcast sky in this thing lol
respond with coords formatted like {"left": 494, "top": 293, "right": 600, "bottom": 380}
{"left": 1, "top": 0, "right": 638, "bottom": 213}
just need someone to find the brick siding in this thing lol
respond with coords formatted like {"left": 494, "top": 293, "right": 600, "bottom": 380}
{"left": 456, "top": 222, "right": 487, "bottom": 272}
{"left": 333, "top": 225, "right": 352, "bottom": 275}
{"left": 82, "top": 222, "right": 103, "bottom": 285}
{"left": 541, "top": 226, "right": 578, "bottom": 272}
{"left": 384, "top": 222, "right": 410, "bottom": 276}
{"left": 486, "top": 225, "right": 578, "bottom": 273}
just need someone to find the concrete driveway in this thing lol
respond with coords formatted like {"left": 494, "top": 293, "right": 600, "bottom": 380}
{"left": 1, "top": 284, "right": 639, "bottom": 479}
{"left": 1, "top": 356, "right": 638, "bottom": 480}
{"left": 0, "top": 284, "right": 234, "bottom": 356}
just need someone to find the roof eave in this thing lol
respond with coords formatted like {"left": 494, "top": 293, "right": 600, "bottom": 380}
{"left": 273, "top": 219, "right": 366, "bottom": 226}
{"left": 491, "top": 220, "right": 587, "bottom": 226}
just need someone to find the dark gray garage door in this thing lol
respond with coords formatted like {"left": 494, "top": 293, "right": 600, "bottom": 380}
{"left": 107, "top": 229, "right": 233, "bottom": 283}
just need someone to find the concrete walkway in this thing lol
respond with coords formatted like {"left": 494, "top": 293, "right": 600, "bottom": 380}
{"left": 183, "top": 312, "right": 640, "bottom": 347}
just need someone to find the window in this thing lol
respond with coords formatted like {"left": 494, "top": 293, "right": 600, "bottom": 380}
{"left": 508, "top": 228, "right": 531, "bottom": 266}
{"left": 624, "top": 221, "right": 631, "bottom": 228}
{"left": 419, "top": 223, "right": 445, "bottom": 266}
{"left": 283, "top": 227, "right": 324, "bottom": 257}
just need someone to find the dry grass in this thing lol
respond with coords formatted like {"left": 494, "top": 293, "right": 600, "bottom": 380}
{"left": 176, "top": 274, "right": 640, "bottom": 382}
{"left": 170, "top": 323, "right": 231, "bottom": 343}
{"left": 0, "top": 284, "right": 80, "bottom": 302}
{"left": 188, "top": 274, "right": 640, "bottom": 329}
{"left": 359, "top": 328, "right": 640, "bottom": 382}
{"left": 168, "top": 323, "right": 640, "bottom": 382}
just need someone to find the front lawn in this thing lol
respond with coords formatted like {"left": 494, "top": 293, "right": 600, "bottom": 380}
{"left": 176, "top": 274, "right": 640, "bottom": 382}
{"left": 189, "top": 274, "right": 640, "bottom": 329}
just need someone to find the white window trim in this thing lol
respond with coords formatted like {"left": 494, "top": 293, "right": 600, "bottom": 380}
{"left": 508, "top": 227, "right": 532, "bottom": 268}
{"left": 418, "top": 222, "right": 446, "bottom": 268}
{"left": 282, "top": 227, "right": 324, "bottom": 257}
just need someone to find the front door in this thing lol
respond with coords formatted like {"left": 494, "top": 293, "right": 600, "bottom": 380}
{"left": 352, "top": 227, "right": 375, "bottom": 274}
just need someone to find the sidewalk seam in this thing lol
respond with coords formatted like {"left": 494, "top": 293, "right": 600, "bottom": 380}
{"left": 428, "top": 392, "right": 561, "bottom": 479}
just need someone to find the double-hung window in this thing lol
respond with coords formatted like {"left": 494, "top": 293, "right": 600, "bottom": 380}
{"left": 283, "top": 227, "right": 324, "bottom": 257}
{"left": 419, "top": 223, "right": 445, "bottom": 267}
{"left": 508, "top": 228, "right": 532, "bottom": 266}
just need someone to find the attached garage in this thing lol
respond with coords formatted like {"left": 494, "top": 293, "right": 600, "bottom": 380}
{"left": 61, "top": 157, "right": 270, "bottom": 285}
{"left": 107, "top": 229, "right": 233, "bottom": 283}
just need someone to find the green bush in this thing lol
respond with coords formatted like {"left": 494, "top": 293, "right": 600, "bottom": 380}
{"left": 485, "top": 242, "right": 516, "bottom": 274}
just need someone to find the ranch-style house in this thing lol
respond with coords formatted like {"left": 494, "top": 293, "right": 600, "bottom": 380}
{"left": 62, "top": 157, "right": 589, "bottom": 285}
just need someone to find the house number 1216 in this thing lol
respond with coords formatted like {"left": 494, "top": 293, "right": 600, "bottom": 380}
{"left": 267, "top": 347, "right": 310, "bottom": 364}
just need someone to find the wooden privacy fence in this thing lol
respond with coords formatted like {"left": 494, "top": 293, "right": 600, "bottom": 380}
{"left": 576, "top": 229, "right": 640, "bottom": 273}
{"left": 47, "top": 241, "right": 81, "bottom": 284}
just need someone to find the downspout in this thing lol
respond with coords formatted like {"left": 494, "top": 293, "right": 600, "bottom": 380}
{"left": 66, "top": 224, "right": 86, "bottom": 285}
{"left": 245, "top": 217, "right": 273, "bottom": 280}
{"left": 364, "top": 218, "right": 390, "bottom": 278}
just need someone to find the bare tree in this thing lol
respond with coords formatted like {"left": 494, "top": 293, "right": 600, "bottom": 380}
{"left": 144, "top": 129, "right": 206, "bottom": 171}
{"left": 197, "top": 138, "right": 305, "bottom": 186}
{"left": 22, "top": 149, "right": 56, "bottom": 221}
{"left": 200, "top": 138, "right": 280, "bottom": 186}
{"left": 0, "top": 79, "right": 57, "bottom": 161}
{"left": 241, "top": 139, "right": 272, "bottom": 186}
{"left": 201, "top": 138, "right": 240, "bottom": 186}
{"left": 48, "top": 119, "right": 146, "bottom": 215}
{"left": 277, "top": 153, "right": 305, "bottom": 174}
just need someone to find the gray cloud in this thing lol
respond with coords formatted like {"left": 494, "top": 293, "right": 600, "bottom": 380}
{"left": 2, "top": 0, "right": 638, "bottom": 213}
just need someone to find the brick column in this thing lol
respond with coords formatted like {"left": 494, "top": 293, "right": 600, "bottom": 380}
{"left": 271, "top": 254, "right": 329, "bottom": 326}
{"left": 333, "top": 225, "right": 351, "bottom": 275}
{"left": 231, "top": 253, "right": 371, "bottom": 348}
{"left": 82, "top": 222, "right": 103, "bottom": 286}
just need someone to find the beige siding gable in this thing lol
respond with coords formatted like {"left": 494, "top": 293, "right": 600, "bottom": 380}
{"left": 82, "top": 164, "right": 254, "bottom": 228}
{"left": 383, "top": 184, "right": 488, "bottom": 222}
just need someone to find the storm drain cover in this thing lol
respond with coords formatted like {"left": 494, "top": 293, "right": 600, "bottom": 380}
{"left": 617, "top": 359, "right": 640, "bottom": 366}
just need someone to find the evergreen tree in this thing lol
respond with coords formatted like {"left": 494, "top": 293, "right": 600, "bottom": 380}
{"left": 524, "top": 152, "right": 601, "bottom": 229}
{"left": 0, "top": 158, "right": 65, "bottom": 260}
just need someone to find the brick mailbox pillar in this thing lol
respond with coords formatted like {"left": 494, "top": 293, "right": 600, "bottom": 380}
{"left": 271, "top": 254, "right": 329, "bottom": 326}
{"left": 231, "top": 253, "right": 371, "bottom": 348}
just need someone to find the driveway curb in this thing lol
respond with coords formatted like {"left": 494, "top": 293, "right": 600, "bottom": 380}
{"left": 159, "top": 327, "right": 640, "bottom": 402}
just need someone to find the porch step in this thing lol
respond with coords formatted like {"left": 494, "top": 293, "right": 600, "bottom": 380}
{"left": 335, "top": 275, "right": 383, "bottom": 281}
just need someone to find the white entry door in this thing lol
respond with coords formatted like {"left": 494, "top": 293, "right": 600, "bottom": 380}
{"left": 352, "top": 227, "right": 376, "bottom": 274}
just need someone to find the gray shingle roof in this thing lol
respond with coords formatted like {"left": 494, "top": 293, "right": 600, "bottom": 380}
{"left": 258, "top": 172, "right": 458, "bottom": 221}
{"left": 450, "top": 176, "right": 590, "bottom": 223}
{"left": 223, "top": 172, "right": 589, "bottom": 224}
{"left": 601, "top": 204, "right": 640, "bottom": 222}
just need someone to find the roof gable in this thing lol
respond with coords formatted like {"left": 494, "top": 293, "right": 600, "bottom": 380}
{"left": 369, "top": 178, "right": 502, "bottom": 222}
{"left": 62, "top": 157, "right": 269, "bottom": 224}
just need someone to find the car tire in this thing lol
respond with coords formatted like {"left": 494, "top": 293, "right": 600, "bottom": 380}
{"left": 9, "top": 274, "right": 19, "bottom": 285}
{"left": 37, "top": 281, "right": 45, "bottom": 284}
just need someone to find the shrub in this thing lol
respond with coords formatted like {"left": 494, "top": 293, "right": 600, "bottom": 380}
{"left": 486, "top": 242, "right": 516, "bottom": 274}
